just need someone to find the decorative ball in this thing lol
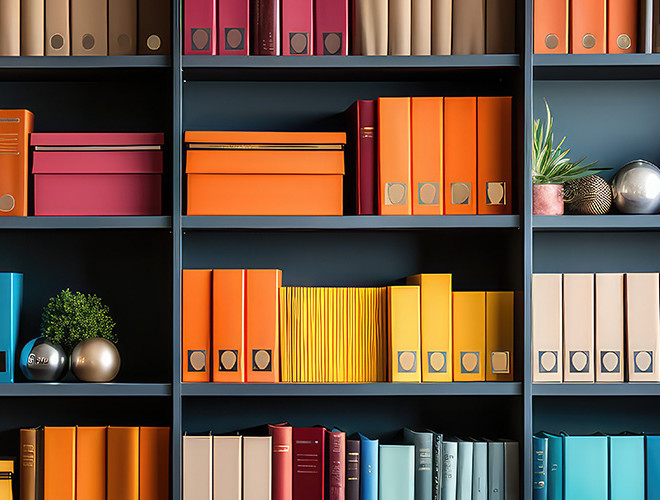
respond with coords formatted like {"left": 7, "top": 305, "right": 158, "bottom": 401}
{"left": 611, "top": 160, "right": 660, "bottom": 214}
{"left": 19, "top": 338, "right": 68, "bottom": 381}
{"left": 564, "top": 174, "right": 613, "bottom": 215}
{"left": 71, "top": 338, "right": 120, "bottom": 383}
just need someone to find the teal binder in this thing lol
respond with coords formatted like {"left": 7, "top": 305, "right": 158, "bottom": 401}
{"left": 379, "top": 444, "right": 415, "bottom": 500}
{"left": 609, "top": 435, "right": 644, "bottom": 500}
{"left": 563, "top": 435, "right": 607, "bottom": 500}
{"left": 536, "top": 432, "right": 562, "bottom": 500}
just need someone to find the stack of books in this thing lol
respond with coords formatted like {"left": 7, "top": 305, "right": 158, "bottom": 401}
{"left": 184, "top": 426, "right": 519, "bottom": 500}
{"left": 0, "top": 0, "right": 169, "bottom": 56}
{"left": 532, "top": 273, "right": 660, "bottom": 383}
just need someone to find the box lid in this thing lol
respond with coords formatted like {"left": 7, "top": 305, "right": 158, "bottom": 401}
{"left": 30, "top": 133, "right": 165, "bottom": 146}
{"left": 33, "top": 151, "right": 163, "bottom": 174}
{"left": 185, "top": 131, "right": 346, "bottom": 145}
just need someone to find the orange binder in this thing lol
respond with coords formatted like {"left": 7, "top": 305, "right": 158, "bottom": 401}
{"left": 44, "top": 427, "right": 75, "bottom": 500}
{"left": 140, "top": 427, "right": 170, "bottom": 500}
{"left": 76, "top": 427, "right": 106, "bottom": 500}
{"left": 486, "top": 292, "right": 514, "bottom": 381}
{"left": 571, "top": 0, "right": 606, "bottom": 53}
{"left": 444, "top": 97, "right": 477, "bottom": 215}
{"left": 534, "top": 0, "right": 568, "bottom": 53}
{"left": 0, "top": 110, "right": 33, "bottom": 216}
{"left": 608, "top": 0, "right": 638, "bottom": 53}
{"left": 182, "top": 269, "right": 212, "bottom": 382}
{"left": 246, "top": 269, "right": 282, "bottom": 382}
{"left": 378, "top": 97, "right": 412, "bottom": 215}
{"left": 107, "top": 426, "right": 139, "bottom": 500}
{"left": 388, "top": 286, "right": 422, "bottom": 382}
{"left": 477, "top": 97, "right": 512, "bottom": 215}
{"left": 213, "top": 269, "right": 246, "bottom": 382}
{"left": 411, "top": 97, "right": 443, "bottom": 215}
{"left": 452, "top": 292, "right": 486, "bottom": 381}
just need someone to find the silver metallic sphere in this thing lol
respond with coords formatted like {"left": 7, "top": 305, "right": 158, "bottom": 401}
{"left": 71, "top": 338, "right": 120, "bottom": 382}
{"left": 20, "top": 338, "right": 68, "bottom": 381}
{"left": 612, "top": 160, "right": 660, "bottom": 214}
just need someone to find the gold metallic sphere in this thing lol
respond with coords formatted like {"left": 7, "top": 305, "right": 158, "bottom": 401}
{"left": 71, "top": 338, "right": 120, "bottom": 382}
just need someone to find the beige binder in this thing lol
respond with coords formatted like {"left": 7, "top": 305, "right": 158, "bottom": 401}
{"left": 431, "top": 0, "right": 451, "bottom": 54}
{"left": 21, "top": 0, "right": 44, "bottom": 55}
{"left": 626, "top": 273, "right": 660, "bottom": 382}
{"left": 71, "top": 0, "right": 108, "bottom": 55}
{"left": 109, "top": 0, "right": 137, "bottom": 54}
{"left": 486, "top": 0, "right": 515, "bottom": 53}
{"left": 0, "top": 0, "right": 20, "bottom": 55}
{"left": 214, "top": 436, "right": 242, "bottom": 500}
{"left": 45, "top": 0, "right": 69, "bottom": 54}
{"left": 357, "top": 0, "right": 388, "bottom": 55}
{"left": 389, "top": 0, "right": 412, "bottom": 55}
{"left": 412, "top": 0, "right": 431, "bottom": 54}
{"left": 183, "top": 436, "right": 212, "bottom": 500}
{"left": 532, "top": 274, "right": 563, "bottom": 382}
{"left": 451, "top": 0, "right": 485, "bottom": 54}
{"left": 563, "top": 274, "right": 594, "bottom": 383}
{"left": 595, "top": 274, "right": 624, "bottom": 383}
{"left": 243, "top": 436, "right": 272, "bottom": 500}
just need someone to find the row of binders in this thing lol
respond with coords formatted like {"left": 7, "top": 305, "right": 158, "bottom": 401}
{"left": 19, "top": 426, "right": 170, "bottom": 500}
{"left": 348, "top": 96, "right": 513, "bottom": 216}
{"left": 532, "top": 273, "right": 660, "bottom": 383}
{"left": 533, "top": 432, "right": 660, "bottom": 500}
{"left": 0, "top": 0, "right": 169, "bottom": 56}
{"left": 183, "top": 426, "right": 519, "bottom": 500}
{"left": 182, "top": 269, "right": 515, "bottom": 383}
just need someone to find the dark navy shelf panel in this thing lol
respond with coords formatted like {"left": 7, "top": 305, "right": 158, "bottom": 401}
{"left": 533, "top": 383, "right": 660, "bottom": 396}
{"left": 534, "top": 54, "right": 660, "bottom": 80}
{"left": 0, "top": 216, "right": 172, "bottom": 229}
{"left": 0, "top": 55, "right": 170, "bottom": 69}
{"left": 533, "top": 215, "right": 660, "bottom": 231}
{"left": 0, "top": 383, "right": 172, "bottom": 396}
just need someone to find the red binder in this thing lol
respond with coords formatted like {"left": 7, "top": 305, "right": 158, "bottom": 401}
{"left": 269, "top": 424, "right": 293, "bottom": 500}
{"left": 184, "top": 0, "right": 216, "bottom": 54}
{"left": 314, "top": 0, "right": 348, "bottom": 55}
{"left": 218, "top": 0, "right": 249, "bottom": 54}
{"left": 293, "top": 427, "right": 326, "bottom": 500}
{"left": 348, "top": 100, "right": 377, "bottom": 215}
{"left": 282, "top": 0, "right": 313, "bottom": 55}
{"left": 328, "top": 430, "right": 346, "bottom": 500}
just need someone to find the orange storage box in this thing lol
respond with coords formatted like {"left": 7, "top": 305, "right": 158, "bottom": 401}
{"left": 185, "top": 131, "right": 346, "bottom": 215}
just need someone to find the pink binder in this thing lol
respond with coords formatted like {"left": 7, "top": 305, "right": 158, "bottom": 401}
{"left": 282, "top": 0, "right": 313, "bottom": 55}
{"left": 184, "top": 0, "right": 217, "bottom": 54}
{"left": 218, "top": 0, "right": 249, "bottom": 54}
{"left": 314, "top": 0, "right": 348, "bottom": 55}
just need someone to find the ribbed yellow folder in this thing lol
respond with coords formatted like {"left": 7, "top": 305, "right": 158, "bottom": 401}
{"left": 388, "top": 286, "right": 421, "bottom": 383}
{"left": 406, "top": 274, "right": 452, "bottom": 382}
{"left": 453, "top": 292, "right": 486, "bottom": 381}
{"left": 486, "top": 291, "right": 514, "bottom": 381}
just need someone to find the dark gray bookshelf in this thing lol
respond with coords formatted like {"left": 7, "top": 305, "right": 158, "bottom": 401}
{"left": 533, "top": 215, "right": 660, "bottom": 231}
{"left": 0, "top": 216, "right": 172, "bottom": 229}
{"left": 534, "top": 53, "right": 660, "bottom": 79}
{"left": 0, "top": 383, "right": 172, "bottom": 397}
{"left": 533, "top": 384, "right": 660, "bottom": 397}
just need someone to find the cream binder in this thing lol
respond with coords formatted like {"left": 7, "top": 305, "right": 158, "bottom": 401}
{"left": 626, "top": 273, "right": 660, "bottom": 382}
{"left": 532, "top": 274, "right": 563, "bottom": 382}
{"left": 563, "top": 274, "right": 595, "bottom": 383}
{"left": 243, "top": 436, "right": 272, "bottom": 500}
{"left": 183, "top": 435, "right": 212, "bottom": 500}
{"left": 595, "top": 274, "right": 624, "bottom": 382}
{"left": 214, "top": 436, "right": 242, "bottom": 500}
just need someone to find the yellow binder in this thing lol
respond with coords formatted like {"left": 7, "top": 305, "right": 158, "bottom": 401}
{"left": 486, "top": 291, "right": 514, "bottom": 381}
{"left": 453, "top": 292, "right": 486, "bottom": 381}
{"left": 388, "top": 286, "right": 421, "bottom": 382}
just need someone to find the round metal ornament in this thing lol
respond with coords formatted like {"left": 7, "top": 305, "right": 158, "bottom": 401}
{"left": 563, "top": 174, "right": 613, "bottom": 215}
{"left": 611, "top": 160, "right": 660, "bottom": 214}
{"left": 71, "top": 338, "right": 121, "bottom": 382}
{"left": 19, "top": 338, "right": 68, "bottom": 381}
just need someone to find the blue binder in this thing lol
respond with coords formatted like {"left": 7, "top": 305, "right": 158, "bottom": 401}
{"left": 536, "top": 432, "right": 562, "bottom": 500}
{"left": 610, "top": 435, "right": 644, "bottom": 500}
{"left": 647, "top": 436, "right": 660, "bottom": 500}
{"left": 360, "top": 432, "right": 379, "bottom": 500}
{"left": 532, "top": 435, "right": 548, "bottom": 500}
{"left": 0, "top": 273, "right": 22, "bottom": 383}
{"left": 563, "top": 435, "right": 607, "bottom": 500}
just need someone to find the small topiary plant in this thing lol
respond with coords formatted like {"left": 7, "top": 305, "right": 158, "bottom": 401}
{"left": 40, "top": 289, "right": 117, "bottom": 354}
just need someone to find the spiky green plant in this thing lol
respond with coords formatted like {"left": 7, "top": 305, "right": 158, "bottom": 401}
{"left": 533, "top": 100, "right": 600, "bottom": 184}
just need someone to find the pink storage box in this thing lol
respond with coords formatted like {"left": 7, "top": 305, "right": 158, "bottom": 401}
{"left": 31, "top": 133, "right": 164, "bottom": 216}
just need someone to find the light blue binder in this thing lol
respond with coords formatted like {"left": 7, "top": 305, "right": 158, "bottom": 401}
{"left": 0, "top": 273, "right": 22, "bottom": 383}
{"left": 379, "top": 444, "right": 415, "bottom": 500}
{"left": 360, "top": 433, "right": 379, "bottom": 500}
{"left": 563, "top": 435, "right": 607, "bottom": 500}
{"left": 609, "top": 435, "right": 644, "bottom": 500}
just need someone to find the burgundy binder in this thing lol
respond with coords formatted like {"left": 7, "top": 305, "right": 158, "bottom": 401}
{"left": 218, "top": 0, "right": 249, "bottom": 54}
{"left": 314, "top": 0, "right": 348, "bottom": 55}
{"left": 293, "top": 427, "right": 326, "bottom": 500}
{"left": 348, "top": 100, "right": 377, "bottom": 215}
{"left": 251, "top": 0, "right": 279, "bottom": 54}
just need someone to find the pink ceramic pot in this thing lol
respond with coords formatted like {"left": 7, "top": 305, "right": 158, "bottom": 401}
{"left": 533, "top": 183, "right": 564, "bottom": 215}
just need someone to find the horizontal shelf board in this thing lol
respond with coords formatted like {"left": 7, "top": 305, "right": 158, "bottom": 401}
{"left": 0, "top": 383, "right": 172, "bottom": 396}
{"left": 534, "top": 54, "right": 660, "bottom": 80}
{"left": 181, "top": 382, "right": 522, "bottom": 397}
{"left": 0, "top": 216, "right": 172, "bottom": 229}
{"left": 533, "top": 215, "right": 660, "bottom": 231}
{"left": 182, "top": 215, "right": 520, "bottom": 231}
{"left": 0, "top": 55, "right": 170, "bottom": 69}
{"left": 533, "top": 383, "right": 660, "bottom": 396}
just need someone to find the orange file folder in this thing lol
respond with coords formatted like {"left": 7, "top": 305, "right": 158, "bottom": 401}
{"left": 76, "top": 427, "right": 106, "bottom": 500}
{"left": 444, "top": 97, "right": 477, "bottom": 215}
{"left": 411, "top": 97, "right": 443, "bottom": 215}
{"left": 486, "top": 292, "right": 514, "bottom": 381}
{"left": 534, "top": 0, "right": 569, "bottom": 53}
{"left": 608, "top": 0, "right": 638, "bottom": 53}
{"left": 388, "top": 286, "right": 421, "bottom": 382}
{"left": 378, "top": 97, "right": 412, "bottom": 215}
{"left": 213, "top": 269, "right": 246, "bottom": 382}
{"left": 140, "top": 427, "right": 171, "bottom": 500}
{"left": 182, "top": 269, "right": 212, "bottom": 382}
{"left": 0, "top": 110, "right": 33, "bottom": 216}
{"left": 571, "top": 0, "right": 606, "bottom": 53}
{"left": 246, "top": 269, "right": 282, "bottom": 383}
{"left": 44, "top": 427, "right": 75, "bottom": 500}
{"left": 477, "top": 97, "right": 512, "bottom": 215}
{"left": 453, "top": 292, "right": 486, "bottom": 381}
{"left": 107, "top": 426, "right": 139, "bottom": 500}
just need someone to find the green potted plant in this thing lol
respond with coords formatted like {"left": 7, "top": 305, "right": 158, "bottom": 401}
{"left": 533, "top": 101, "right": 600, "bottom": 215}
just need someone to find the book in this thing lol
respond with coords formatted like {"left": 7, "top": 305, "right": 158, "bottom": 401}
{"left": 346, "top": 439, "right": 360, "bottom": 500}
{"left": 314, "top": 0, "right": 348, "bottom": 55}
{"left": 0, "top": 110, "right": 34, "bottom": 217}
{"left": 251, "top": 0, "right": 280, "bottom": 54}
{"left": 389, "top": 0, "right": 412, "bottom": 55}
{"left": 533, "top": 0, "right": 568, "bottom": 53}
{"left": 456, "top": 440, "right": 473, "bottom": 500}
{"left": 563, "top": 273, "right": 595, "bottom": 383}
{"left": 140, "top": 427, "right": 170, "bottom": 500}
{"left": 71, "top": 0, "right": 107, "bottom": 54}
{"left": 609, "top": 435, "right": 644, "bottom": 500}
{"left": 563, "top": 435, "right": 607, "bottom": 500}
{"left": 378, "top": 97, "right": 412, "bottom": 215}
{"left": 486, "top": 0, "right": 515, "bottom": 53}
{"left": 403, "top": 429, "right": 433, "bottom": 500}
{"left": 477, "top": 96, "right": 512, "bottom": 215}
{"left": 487, "top": 441, "right": 504, "bottom": 500}
{"left": 532, "top": 435, "right": 547, "bottom": 500}
{"left": 647, "top": 435, "right": 660, "bottom": 499}
{"left": 429, "top": 432, "right": 443, "bottom": 500}
{"left": 347, "top": 100, "right": 377, "bottom": 215}
{"left": 0, "top": 0, "right": 20, "bottom": 55}
{"left": 244, "top": 436, "right": 272, "bottom": 500}
{"left": 359, "top": 433, "right": 378, "bottom": 500}
{"left": 626, "top": 273, "right": 660, "bottom": 381}
{"left": 608, "top": 0, "right": 638, "bottom": 52}
{"left": 107, "top": 426, "right": 139, "bottom": 500}
{"left": 441, "top": 440, "right": 457, "bottom": 500}
{"left": 213, "top": 436, "right": 241, "bottom": 500}
{"left": 76, "top": 427, "right": 106, "bottom": 500}
{"left": 246, "top": 269, "right": 281, "bottom": 382}
{"left": 411, "top": 97, "right": 443, "bottom": 215}
{"left": 182, "top": 269, "right": 212, "bottom": 382}
{"left": 183, "top": 435, "right": 212, "bottom": 500}
{"left": 406, "top": 275, "right": 452, "bottom": 382}
{"left": 532, "top": 274, "right": 563, "bottom": 382}
{"left": 535, "top": 432, "right": 561, "bottom": 500}
{"left": 282, "top": 0, "right": 313, "bottom": 55}
{"left": 20, "top": 429, "right": 36, "bottom": 500}
{"left": 0, "top": 273, "right": 21, "bottom": 383}
{"left": 388, "top": 286, "right": 422, "bottom": 382}
{"left": 269, "top": 424, "right": 293, "bottom": 500}
{"left": 486, "top": 291, "right": 514, "bottom": 382}
{"left": 138, "top": 0, "right": 171, "bottom": 53}
{"left": 293, "top": 427, "right": 326, "bottom": 500}
{"left": 595, "top": 274, "right": 624, "bottom": 382}
{"left": 356, "top": 0, "right": 388, "bottom": 55}
{"left": 444, "top": 97, "right": 477, "bottom": 215}
{"left": 412, "top": 0, "right": 432, "bottom": 54}
{"left": 502, "top": 441, "right": 518, "bottom": 500}
{"left": 21, "top": 0, "right": 44, "bottom": 55}
{"left": 328, "top": 430, "right": 346, "bottom": 500}
{"left": 472, "top": 441, "right": 487, "bottom": 500}
{"left": 213, "top": 269, "right": 245, "bottom": 382}
{"left": 218, "top": 0, "right": 249, "bottom": 54}
{"left": 453, "top": 292, "right": 486, "bottom": 382}
{"left": 431, "top": 0, "right": 451, "bottom": 54}
{"left": 108, "top": 0, "right": 137, "bottom": 54}
{"left": 452, "top": 0, "right": 485, "bottom": 54}
{"left": 44, "top": 427, "right": 75, "bottom": 500}
{"left": 570, "top": 0, "right": 606, "bottom": 53}
{"left": 379, "top": 445, "right": 415, "bottom": 500}
{"left": 185, "top": 0, "right": 217, "bottom": 54}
